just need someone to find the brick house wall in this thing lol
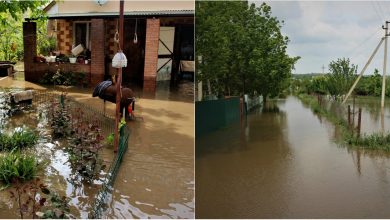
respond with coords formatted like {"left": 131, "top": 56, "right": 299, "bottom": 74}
{"left": 90, "top": 19, "right": 105, "bottom": 85}
{"left": 23, "top": 21, "right": 91, "bottom": 84}
{"left": 143, "top": 18, "right": 160, "bottom": 92}
{"left": 56, "top": 19, "right": 73, "bottom": 54}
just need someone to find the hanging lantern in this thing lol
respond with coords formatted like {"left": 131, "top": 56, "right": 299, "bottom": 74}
{"left": 112, "top": 51, "right": 127, "bottom": 68}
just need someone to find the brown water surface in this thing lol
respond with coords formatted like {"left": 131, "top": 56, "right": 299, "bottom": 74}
{"left": 196, "top": 96, "right": 390, "bottom": 218}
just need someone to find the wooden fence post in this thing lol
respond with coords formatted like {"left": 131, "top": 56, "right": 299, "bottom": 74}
{"left": 357, "top": 108, "right": 362, "bottom": 138}
{"left": 348, "top": 105, "right": 351, "bottom": 128}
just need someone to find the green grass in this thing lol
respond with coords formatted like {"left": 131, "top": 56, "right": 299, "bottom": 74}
{"left": 0, "top": 129, "right": 37, "bottom": 151}
{"left": 346, "top": 133, "right": 390, "bottom": 151}
{"left": 0, "top": 152, "right": 39, "bottom": 184}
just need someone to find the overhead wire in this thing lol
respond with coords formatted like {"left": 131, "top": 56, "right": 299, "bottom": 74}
{"left": 344, "top": 27, "right": 382, "bottom": 60}
{"left": 375, "top": 1, "right": 387, "bottom": 20}
{"left": 372, "top": 1, "right": 385, "bottom": 22}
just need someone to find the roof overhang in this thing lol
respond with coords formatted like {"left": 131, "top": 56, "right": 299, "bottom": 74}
{"left": 47, "top": 10, "right": 194, "bottom": 19}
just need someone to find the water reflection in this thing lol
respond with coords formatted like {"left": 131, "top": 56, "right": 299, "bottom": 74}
{"left": 196, "top": 96, "right": 390, "bottom": 218}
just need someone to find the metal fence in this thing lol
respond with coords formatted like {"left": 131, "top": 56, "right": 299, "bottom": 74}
{"left": 32, "top": 90, "right": 130, "bottom": 219}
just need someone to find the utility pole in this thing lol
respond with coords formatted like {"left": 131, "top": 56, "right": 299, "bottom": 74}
{"left": 343, "top": 37, "right": 384, "bottom": 104}
{"left": 322, "top": 64, "right": 325, "bottom": 74}
{"left": 381, "top": 21, "right": 390, "bottom": 134}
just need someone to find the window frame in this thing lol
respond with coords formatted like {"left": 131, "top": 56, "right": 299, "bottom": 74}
{"left": 72, "top": 21, "right": 91, "bottom": 50}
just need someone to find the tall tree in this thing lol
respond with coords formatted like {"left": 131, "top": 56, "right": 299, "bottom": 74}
{"left": 326, "top": 58, "right": 357, "bottom": 100}
{"left": 196, "top": 1, "right": 299, "bottom": 102}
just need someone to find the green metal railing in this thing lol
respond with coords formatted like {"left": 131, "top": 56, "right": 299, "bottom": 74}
{"left": 89, "top": 125, "right": 130, "bottom": 219}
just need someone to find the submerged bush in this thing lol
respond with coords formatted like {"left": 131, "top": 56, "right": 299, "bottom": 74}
{"left": 0, "top": 129, "right": 37, "bottom": 151}
{"left": 0, "top": 152, "right": 39, "bottom": 184}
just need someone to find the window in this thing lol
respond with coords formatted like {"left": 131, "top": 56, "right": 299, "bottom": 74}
{"left": 73, "top": 21, "right": 91, "bottom": 50}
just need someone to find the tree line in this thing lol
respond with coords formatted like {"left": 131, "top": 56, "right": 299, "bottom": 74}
{"left": 293, "top": 57, "right": 390, "bottom": 99}
{"left": 196, "top": 1, "right": 299, "bottom": 103}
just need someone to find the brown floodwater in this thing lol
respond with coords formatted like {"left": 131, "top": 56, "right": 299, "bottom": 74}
{"left": 0, "top": 74, "right": 194, "bottom": 218}
{"left": 196, "top": 96, "right": 390, "bottom": 218}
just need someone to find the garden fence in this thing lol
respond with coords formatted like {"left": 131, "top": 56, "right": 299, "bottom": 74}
{"left": 32, "top": 90, "right": 130, "bottom": 219}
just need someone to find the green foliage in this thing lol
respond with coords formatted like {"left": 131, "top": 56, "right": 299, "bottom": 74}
{"left": 0, "top": 1, "right": 48, "bottom": 22}
{"left": 50, "top": 95, "right": 71, "bottom": 139}
{"left": 0, "top": 129, "right": 37, "bottom": 151}
{"left": 0, "top": 152, "right": 38, "bottom": 184}
{"left": 0, "top": 1, "right": 49, "bottom": 61}
{"left": 106, "top": 133, "right": 114, "bottom": 146}
{"left": 196, "top": 1, "right": 299, "bottom": 100}
{"left": 38, "top": 35, "right": 57, "bottom": 56}
{"left": 9, "top": 178, "right": 71, "bottom": 219}
{"left": 67, "top": 108, "right": 105, "bottom": 181}
{"left": 346, "top": 133, "right": 390, "bottom": 151}
{"left": 326, "top": 58, "right": 357, "bottom": 99}
{"left": 293, "top": 67, "right": 390, "bottom": 98}
{"left": 40, "top": 70, "right": 86, "bottom": 86}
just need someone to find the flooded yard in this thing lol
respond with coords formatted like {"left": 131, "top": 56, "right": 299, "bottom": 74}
{"left": 0, "top": 75, "right": 194, "bottom": 218}
{"left": 196, "top": 96, "right": 390, "bottom": 218}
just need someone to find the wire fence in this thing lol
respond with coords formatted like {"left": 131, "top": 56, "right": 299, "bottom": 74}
{"left": 32, "top": 90, "right": 130, "bottom": 219}
{"left": 308, "top": 94, "right": 362, "bottom": 136}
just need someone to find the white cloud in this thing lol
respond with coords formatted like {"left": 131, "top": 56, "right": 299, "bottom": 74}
{"left": 255, "top": 1, "right": 390, "bottom": 74}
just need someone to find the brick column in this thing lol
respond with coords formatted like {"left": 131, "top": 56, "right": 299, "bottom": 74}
{"left": 23, "top": 22, "right": 37, "bottom": 82}
{"left": 143, "top": 18, "right": 160, "bottom": 93}
{"left": 90, "top": 19, "right": 105, "bottom": 86}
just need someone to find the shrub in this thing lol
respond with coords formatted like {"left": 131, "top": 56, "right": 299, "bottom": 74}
{"left": 67, "top": 109, "right": 105, "bottom": 180}
{"left": 40, "top": 70, "right": 86, "bottom": 86}
{"left": 50, "top": 95, "right": 71, "bottom": 139}
{"left": 0, "top": 152, "right": 39, "bottom": 184}
{"left": 0, "top": 129, "right": 37, "bottom": 151}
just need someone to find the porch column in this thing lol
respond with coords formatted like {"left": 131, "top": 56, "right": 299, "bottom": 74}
{"left": 23, "top": 22, "right": 37, "bottom": 82}
{"left": 90, "top": 19, "right": 105, "bottom": 86}
{"left": 143, "top": 18, "right": 160, "bottom": 93}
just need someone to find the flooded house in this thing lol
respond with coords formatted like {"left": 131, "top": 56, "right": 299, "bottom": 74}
{"left": 23, "top": 0, "right": 194, "bottom": 93}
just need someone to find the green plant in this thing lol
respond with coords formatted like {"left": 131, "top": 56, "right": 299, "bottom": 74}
{"left": 106, "top": 133, "right": 114, "bottom": 146}
{"left": 67, "top": 109, "right": 105, "bottom": 181}
{"left": 39, "top": 36, "right": 57, "bottom": 56}
{"left": 0, "top": 129, "right": 37, "bottom": 151}
{"left": 0, "top": 152, "right": 39, "bottom": 184}
{"left": 40, "top": 70, "right": 86, "bottom": 87}
{"left": 50, "top": 94, "right": 71, "bottom": 139}
{"left": 9, "top": 178, "right": 71, "bottom": 219}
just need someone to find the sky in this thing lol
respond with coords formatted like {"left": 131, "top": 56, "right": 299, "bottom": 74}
{"left": 254, "top": 1, "right": 390, "bottom": 75}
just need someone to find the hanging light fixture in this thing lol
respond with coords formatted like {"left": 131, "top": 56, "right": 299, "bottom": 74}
{"left": 133, "top": 18, "right": 138, "bottom": 44}
{"left": 112, "top": 31, "right": 128, "bottom": 68}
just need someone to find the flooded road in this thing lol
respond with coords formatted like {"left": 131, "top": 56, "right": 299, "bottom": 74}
{"left": 196, "top": 96, "right": 390, "bottom": 218}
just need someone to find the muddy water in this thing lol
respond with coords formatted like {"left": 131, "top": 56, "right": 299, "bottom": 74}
{"left": 346, "top": 96, "right": 390, "bottom": 134}
{"left": 196, "top": 96, "right": 390, "bottom": 218}
{"left": 0, "top": 90, "right": 115, "bottom": 218}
